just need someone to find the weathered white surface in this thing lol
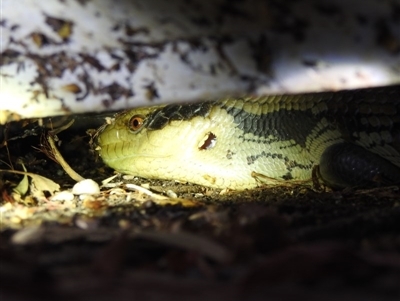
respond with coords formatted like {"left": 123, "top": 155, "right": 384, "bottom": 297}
{"left": 1, "top": 0, "right": 399, "bottom": 123}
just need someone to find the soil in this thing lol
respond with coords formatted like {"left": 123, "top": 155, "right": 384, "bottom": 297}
{"left": 1, "top": 117, "right": 400, "bottom": 301}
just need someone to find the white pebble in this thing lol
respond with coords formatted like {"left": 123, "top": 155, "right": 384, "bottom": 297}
{"left": 51, "top": 190, "right": 75, "bottom": 202}
{"left": 166, "top": 190, "right": 178, "bottom": 198}
{"left": 72, "top": 179, "right": 100, "bottom": 195}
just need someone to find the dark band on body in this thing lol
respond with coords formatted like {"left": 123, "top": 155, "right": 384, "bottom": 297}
{"left": 223, "top": 104, "right": 319, "bottom": 147}
{"left": 145, "top": 101, "right": 214, "bottom": 131}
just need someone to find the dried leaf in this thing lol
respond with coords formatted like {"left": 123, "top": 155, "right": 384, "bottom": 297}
{"left": 29, "top": 173, "right": 60, "bottom": 194}
{"left": 0, "top": 169, "right": 60, "bottom": 195}
{"left": 13, "top": 164, "right": 29, "bottom": 196}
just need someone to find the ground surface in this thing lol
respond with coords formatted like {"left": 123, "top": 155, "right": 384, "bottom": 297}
{"left": 1, "top": 118, "right": 400, "bottom": 300}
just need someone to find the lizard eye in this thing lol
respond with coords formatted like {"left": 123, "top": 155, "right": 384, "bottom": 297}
{"left": 128, "top": 115, "right": 145, "bottom": 132}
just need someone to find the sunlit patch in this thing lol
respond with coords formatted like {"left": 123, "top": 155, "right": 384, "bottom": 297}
{"left": 198, "top": 132, "right": 217, "bottom": 150}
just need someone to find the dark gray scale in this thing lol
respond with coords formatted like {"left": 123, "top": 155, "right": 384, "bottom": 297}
{"left": 223, "top": 103, "right": 322, "bottom": 148}
{"left": 286, "top": 90, "right": 400, "bottom": 189}
{"left": 319, "top": 142, "right": 400, "bottom": 189}
{"left": 318, "top": 88, "right": 400, "bottom": 188}
{"left": 225, "top": 86, "right": 400, "bottom": 189}
{"left": 146, "top": 101, "right": 213, "bottom": 131}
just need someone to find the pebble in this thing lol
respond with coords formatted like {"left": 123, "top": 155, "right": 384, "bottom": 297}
{"left": 51, "top": 190, "right": 75, "bottom": 202}
{"left": 72, "top": 179, "right": 100, "bottom": 195}
{"left": 166, "top": 190, "right": 178, "bottom": 198}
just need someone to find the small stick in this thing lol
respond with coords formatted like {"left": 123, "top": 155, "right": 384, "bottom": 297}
{"left": 47, "top": 134, "right": 85, "bottom": 182}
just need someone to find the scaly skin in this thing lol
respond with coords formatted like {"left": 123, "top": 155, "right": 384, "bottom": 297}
{"left": 97, "top": 86, "right": 400, "bottom": 190}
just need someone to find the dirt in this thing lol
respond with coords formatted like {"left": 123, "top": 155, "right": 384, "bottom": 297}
{"left": 1, "top": 118, "right": 400, "bottom": 301}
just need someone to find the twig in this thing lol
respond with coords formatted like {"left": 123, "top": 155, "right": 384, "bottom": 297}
{"left": 47, "top": 134, "right": 85, "bottom": 182}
